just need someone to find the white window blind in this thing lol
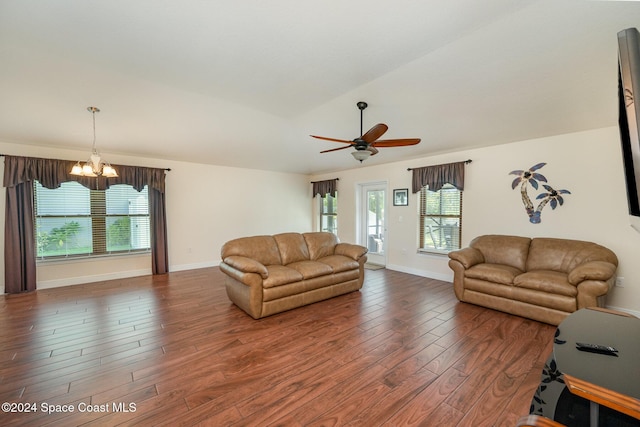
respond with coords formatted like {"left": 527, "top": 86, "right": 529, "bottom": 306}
{"left": 34, "top": 181, "right": 150, "bottom": 259}
{"left": 419, "top": 184, "right": 462, "bottom": 253}
{"left": 320, "top": 193, "right": 338, "bottom": 234}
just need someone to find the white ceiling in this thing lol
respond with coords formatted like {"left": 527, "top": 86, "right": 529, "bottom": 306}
{"left": 1, "top": 0, "right": 640, "bottom": 175}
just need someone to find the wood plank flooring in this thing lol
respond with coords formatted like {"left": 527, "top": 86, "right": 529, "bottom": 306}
{"left": 0, "top": 267, "right": 556, "bottom": 426}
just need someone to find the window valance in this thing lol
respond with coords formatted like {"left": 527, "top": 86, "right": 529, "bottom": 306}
{"left": 3, "top": 155, "right": 166, "bottom": 193}
{"left": 312, "top": 178, "right": 338, "bottom": 198}
{"left": 411, "top": 161, "right": 468, "bottom": 193}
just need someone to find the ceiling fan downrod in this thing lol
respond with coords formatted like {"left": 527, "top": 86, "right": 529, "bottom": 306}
{"left": 356, "top": 101, "right": 367, "bottom": 137}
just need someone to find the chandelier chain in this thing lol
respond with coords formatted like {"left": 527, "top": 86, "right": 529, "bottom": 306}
{"left": 88, "top": 106, "right": 99, "bottom": 152}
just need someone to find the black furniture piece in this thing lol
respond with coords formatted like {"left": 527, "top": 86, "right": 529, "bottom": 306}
{"left": 530, "top": 308, "right": 640, "bottom": 427}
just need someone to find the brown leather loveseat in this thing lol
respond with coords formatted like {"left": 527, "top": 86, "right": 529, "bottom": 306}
{"left": 220, "top": 232, "right": 368, "bottom": 319}
{"left": 448, "top": 235, "right": 618, "bottom": 325}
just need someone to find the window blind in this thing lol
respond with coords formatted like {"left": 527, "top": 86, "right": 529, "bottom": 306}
{"left": 34, "top": 181, "right": 150, "bottom": 259}
{"left": 419, "top": 184, "right": 462, "bottom": 253}
{"left": 320, "top": 193, "right": 338, "bottom": 234}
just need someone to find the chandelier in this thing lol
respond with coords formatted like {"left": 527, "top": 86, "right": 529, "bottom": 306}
{"left": 70, "top": 106, "right": 118, "bottom": 178}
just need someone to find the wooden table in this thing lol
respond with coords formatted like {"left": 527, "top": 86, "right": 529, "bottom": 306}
{"left": 554, "top": 308, "right": 640, "bottom": 426}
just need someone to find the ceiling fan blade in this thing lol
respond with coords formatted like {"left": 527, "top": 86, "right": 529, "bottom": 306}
{"left": 310, "top": 135, "right": 353, "bottom": 144}
{"left": 320, "top": 145, "right": 353, "bottom": 154}
{"left": 367, "top": 146, "right": 379, "bottom": 156}
{"left": 360, "top": 123, "right": 388, "bottom": 143}
{"left": 372, "top": 138, "right": 421, "bottom": 148}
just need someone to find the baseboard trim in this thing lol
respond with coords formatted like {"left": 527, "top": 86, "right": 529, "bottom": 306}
{"left": 384, "top": 263, "right": 454, "bottom": 282}
{"left": 37, "top": 268, "right": 152, "bottom": 289}
{"left": 170, "top": 260, "right": 219, "bottom": 272}
{"left": 25, "top": 261, "right": 220, "bottom": 292}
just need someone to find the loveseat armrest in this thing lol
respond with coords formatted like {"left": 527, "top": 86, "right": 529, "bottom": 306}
{"left": 448, "top": 247, "right": 484, "bottom": 269}
{"left": 222, "top": 255, "right": 268, "bottom": 279}
{"left": 335, "top": 243, "right": 368, "bottom": 261}
{"left": 568, "top": 261, "right": 617, "bottom": 285}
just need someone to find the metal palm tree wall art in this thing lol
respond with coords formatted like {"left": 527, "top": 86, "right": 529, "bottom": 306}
{"left": 509, "top": 163, "right": 571, "bottom": 224}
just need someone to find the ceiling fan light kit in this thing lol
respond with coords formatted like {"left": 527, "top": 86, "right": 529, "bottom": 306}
{"left": 351, "top": 149, "right": 372, "bottom": 162}
{"left": 311, "top": 101, "right": 421, "bottom": 163}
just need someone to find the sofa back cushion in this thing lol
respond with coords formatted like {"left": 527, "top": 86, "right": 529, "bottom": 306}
{"left": 470, "top": 235, "right": 531, "bottom": 271}
{"left": 526, "top": 238, "right": 618, "bottom": 273}
{"left": 303, "top": 232, "right": 338, "bottom": 260}
{"left": 221, "top": 235, "right": 282, "bottom": 266}
{"left": 274, "top": 233, "right": 311, "bottom": 265}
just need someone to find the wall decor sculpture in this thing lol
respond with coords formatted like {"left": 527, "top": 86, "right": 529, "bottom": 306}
{"left": 509, "top": 162, "right": 571, "bottom": 224}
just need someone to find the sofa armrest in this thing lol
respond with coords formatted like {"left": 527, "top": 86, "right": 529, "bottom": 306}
{"left": 448, "top": 247, "right": 484, "bottom": 269}
{"left": 222, "top": 255, "right": 268, "bottom": 279}
{"left": 335, "top": 243, "right": 368, "bottom": 260}
{"left": 568, "top": 261, "right": 617, "bottom": 285}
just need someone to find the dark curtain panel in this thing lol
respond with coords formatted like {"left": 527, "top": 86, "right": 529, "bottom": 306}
{"left": 3, "top": 155, "right": 169, "bottom": 293}
{"left": 4, "top": 182, "right": 36, "bottom": 293}
{"left": 312, "top": 179, "right": 338, "bottom": 198}
{"left": 150, "top": 188, "right": 169, "bottom": 275}
{"left": 411, "top": 161, "right": 466, "bottom": 193}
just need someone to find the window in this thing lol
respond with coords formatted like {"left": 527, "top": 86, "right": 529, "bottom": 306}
{"left": 34, "top": 181, "right": 150, "bottom": 259}
{"left": 320, "top": 193, "right": 337, "bottom": 234}
{"left": 419, "top": 184, "right": 462, "bottom": 253}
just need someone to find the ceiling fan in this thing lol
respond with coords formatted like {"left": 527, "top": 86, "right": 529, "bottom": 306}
{"left": 310, "top": 101, "right": 421, "bottom": 162}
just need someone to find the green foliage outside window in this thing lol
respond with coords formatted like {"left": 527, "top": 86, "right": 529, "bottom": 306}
{"left": 36, "top": 217, "right": 142, "bottom": 257}
{"left": 36, "top": 221, "right": 86, "bottom": 256}
{"left": 107, "top": 217, "right": 131, "bottom": 249}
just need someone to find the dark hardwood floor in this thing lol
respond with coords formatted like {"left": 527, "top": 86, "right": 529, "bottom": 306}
{"left": 0, "top": 267, "right": 556, "bottom": 426}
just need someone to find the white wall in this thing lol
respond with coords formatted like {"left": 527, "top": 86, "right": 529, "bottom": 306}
{"left": 0, "top": 141, "right": 312, "bottom": 292}
{"left": 311, "top": 126, "right": 640, "bottom": 314}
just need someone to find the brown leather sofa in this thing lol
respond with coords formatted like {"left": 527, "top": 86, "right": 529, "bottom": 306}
{"left": 448, "top": 235, "right": 618, "bottom": 325}
{"left": 220, "top": 232, "right": 368, "bottom": 319}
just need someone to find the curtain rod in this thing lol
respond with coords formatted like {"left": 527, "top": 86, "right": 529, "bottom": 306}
{"left": 407, "top": 159, "right": 472, "bottom": 171}
{"left": 0, "top": 154, "right": 171, "bottom": 171}
{"left": 310, "top": 178, "right": 339, "bottom": 184}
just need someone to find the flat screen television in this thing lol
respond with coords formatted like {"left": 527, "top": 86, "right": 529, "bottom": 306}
{"left": 618, "top": 27, "right": 640, "bottom": 232}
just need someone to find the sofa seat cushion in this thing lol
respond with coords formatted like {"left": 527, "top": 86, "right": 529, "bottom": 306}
{"left": 303, "top": 270, "right": 361, "bottom": 293}
{"left": 317, "top": 255, "right": 359, "bottom": 273}
{"left": 263, "top": 281, "right": 306, "bottom": 302}
{"left": 511, "top": 287, "right": 577, "bottom": 313}
{"left": 263, "top": 265, "right": 303, "bottom": 288}
{"left": 514, "top": 270, "right": 577, "bottom": 297}
{"left": 465, "top": 263, "right": 522, "bottom": 285}
{"left": 465, "top": 278, "right": 513, "bottom": 299}
{"left": 287, "top": 260, "right": 333, "bottom": 279}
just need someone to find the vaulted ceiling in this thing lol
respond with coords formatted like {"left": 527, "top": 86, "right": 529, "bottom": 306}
{"left": 1, "top": 0, "right": 640, "bottom": 174}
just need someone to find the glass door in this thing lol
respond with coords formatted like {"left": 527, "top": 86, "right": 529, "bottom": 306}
{"left": 360, "top": 182, "right": 387, "bottom": 266}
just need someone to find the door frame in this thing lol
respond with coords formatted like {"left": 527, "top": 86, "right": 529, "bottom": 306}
{"left": 357, "top": 181, "right": 388, "bottom": 266}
